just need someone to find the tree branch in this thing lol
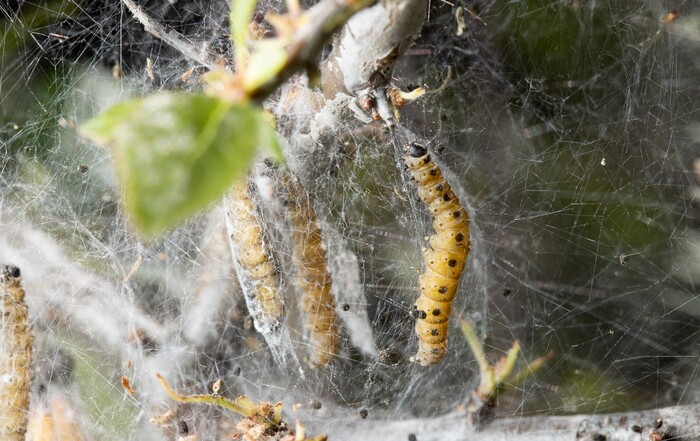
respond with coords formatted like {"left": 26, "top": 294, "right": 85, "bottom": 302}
{"left": 246, "top": 0, "right": 379, "bottom": 101}
{"left": 314, "top": 404, "right": 699, "bottom": 441}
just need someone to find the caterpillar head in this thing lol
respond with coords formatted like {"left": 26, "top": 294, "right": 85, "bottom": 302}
{"left": 1, "top": 264, "right": 21, "bottom": 279}
{"left": 407, "top": 142, "right": 428, "bottom": 158}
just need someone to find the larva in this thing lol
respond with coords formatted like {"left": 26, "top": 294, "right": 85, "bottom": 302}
{"left": 1, "top": 265, "right": 32, "bottom": 441}
{"left": 278, "top": 170, "right": 339, "bottom": 367}
{"left": 404, "top": 143, "right": 470, "bottom": 366}
{"left": 27, "top": 395, "right": 85, "bottom": 441}
{"left": 225, "top": 178, "right": 286, "bottom": 338}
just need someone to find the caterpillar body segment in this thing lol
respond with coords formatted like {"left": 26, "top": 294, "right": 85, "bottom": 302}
{"left": 225, "top": 179, "right": 286, "bottom": 339}
{"left": 404, "top": 143, "right": 471, "bottom": 366}
{"left": 278, "top": 170, "right": 339, "bottom": 368}
{"left": 0, "top": 265, "right": 32, "bottom": 441}
{"left": 27, "top": 395, "right": 85, "bottom": 441}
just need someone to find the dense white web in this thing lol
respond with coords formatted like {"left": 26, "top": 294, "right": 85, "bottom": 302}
{"left": 1, "top": 0, "right": 700, "bottom": 440}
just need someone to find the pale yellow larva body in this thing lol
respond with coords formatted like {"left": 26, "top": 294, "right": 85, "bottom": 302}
{"left": 27, "top": 395, "right": 84, "bottom": 441}
{"left": 279, "top": 171, "right": 339, "bottom": 367}
{"left": 0, "top": 265, "right": 32, "bottom": 441}
{"left": 404, "top": 143, "right": 471, "bottom": 366}
{"left": 225, "top": 179, "right": 286, "bottom": 337}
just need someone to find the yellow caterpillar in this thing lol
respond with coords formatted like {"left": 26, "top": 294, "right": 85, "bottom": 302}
{"left": 225, "top": 178, "right": 286, "bottom": 338}
{"left": 27, "top": 395, "right": 85, "bottom": 441}
{"left": 277, "top": 170, "right": 339, "bottom": 367}
{"left": 404, "top": 143, "right": 470, "bottom": 366}
{"left": 1, "top": 265, "right": 32, "bottom": 441}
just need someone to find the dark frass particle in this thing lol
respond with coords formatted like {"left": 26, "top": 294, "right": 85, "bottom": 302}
{"left": 310, "top": 400, "right": 322, "bottom": 409}
{"left": 631, "top": 425, "right": 642, "bottom": 433}
{"left": 78, "top": 165, "right": 88, "bottom": 173}
{"left": 408, "top": 434, "right": 417, "bottom": 441}
{"left": 359, "top": 409, "right": 368, "bottom": 419}
{"left": 177, "top": 420, "right": 188, "bottom": 435}
{"left": 593, "top": 435, "right": 606, "bottom": 441}
{"left": 342, "top": 303, "right": 350, "bottom": 311}
{"left": 233, "top": 366, "right": 241, "bottom": 376}
{"left": 654, "top": 418, "right": 663, "bottom": 429}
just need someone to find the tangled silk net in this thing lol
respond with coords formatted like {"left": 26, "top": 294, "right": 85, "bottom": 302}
{"left": 1, "top": 0, "right": 700, "bottom": 440}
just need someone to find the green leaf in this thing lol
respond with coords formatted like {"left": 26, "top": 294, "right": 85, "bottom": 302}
{"left": 81, "top": 93, "right": 279, "bottom": 237}
{"left": 243, "top": 46, "right": 288, "bottom": 92}
{"left": 231, "top": 0, "right": 258, "bottom": 66}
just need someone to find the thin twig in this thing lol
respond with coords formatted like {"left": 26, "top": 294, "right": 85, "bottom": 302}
{"left": 155, "top": 373, "right": 255, "bottom": 417}
{"left": 121, "top": 0, "right": 221, "bottom": 71}
{"left": 246, "top": 0, "right": 378, "bottom": 100}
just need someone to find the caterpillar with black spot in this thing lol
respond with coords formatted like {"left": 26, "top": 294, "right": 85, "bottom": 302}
{"left": 225, "top": 178, "right": 286, "bottom": 339}
{"left": 403, "top": 143, "right": 470, "bottom": 366}
{"left": 1, "top": 265, "right": 32, "bottom": 441}
{"left": 277, "top": 169, "right": 339, "bottom": 367}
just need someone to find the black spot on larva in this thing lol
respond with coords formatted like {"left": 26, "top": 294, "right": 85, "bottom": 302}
{"left": 432, "top": 308, "right": 441, "bottom": 316}
{"left": 359, "top": 409, "right": 368, "bottom": 419}
{"left": 3, "top": 265, "right": 20, "bottom": 278}
{"left": 448, "top": 259, "right": 457, "bottom": 267}
{"left": 431, "top": 329, "right": 439, "bottom": 336}
{"left": 177, "top": 420, "right": 189, "bottom": 435}
{"left": 311, "top": 400, "right": 322, "bottom": 409}
{"left": 429, "top": 169, "right": 438, "bottom": 176}
{"left": 453, "top": 211, "right": 461, "bottom": 218}
{"left": 455, "top": 233, "right": 464, "bottom": 242}
{"left": 631, "top": 425, "right": 642, "bottom": 433}
{"left": 430, "top": 348, "right": 440, "bottom": 355}
{"left": 443, "top": 194, "right": 451, "bottom": 202}
{"left": 418, "top": 310, "right": 427, "bottom": 319}
{"left": 436, "top": 184, "right": 444, "bottom": 191}
{"left": 438, "top": 286, "right": 448, "bottom": 294}
{"left": 408, "top": 434, "right": 417, "bottom": 441}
